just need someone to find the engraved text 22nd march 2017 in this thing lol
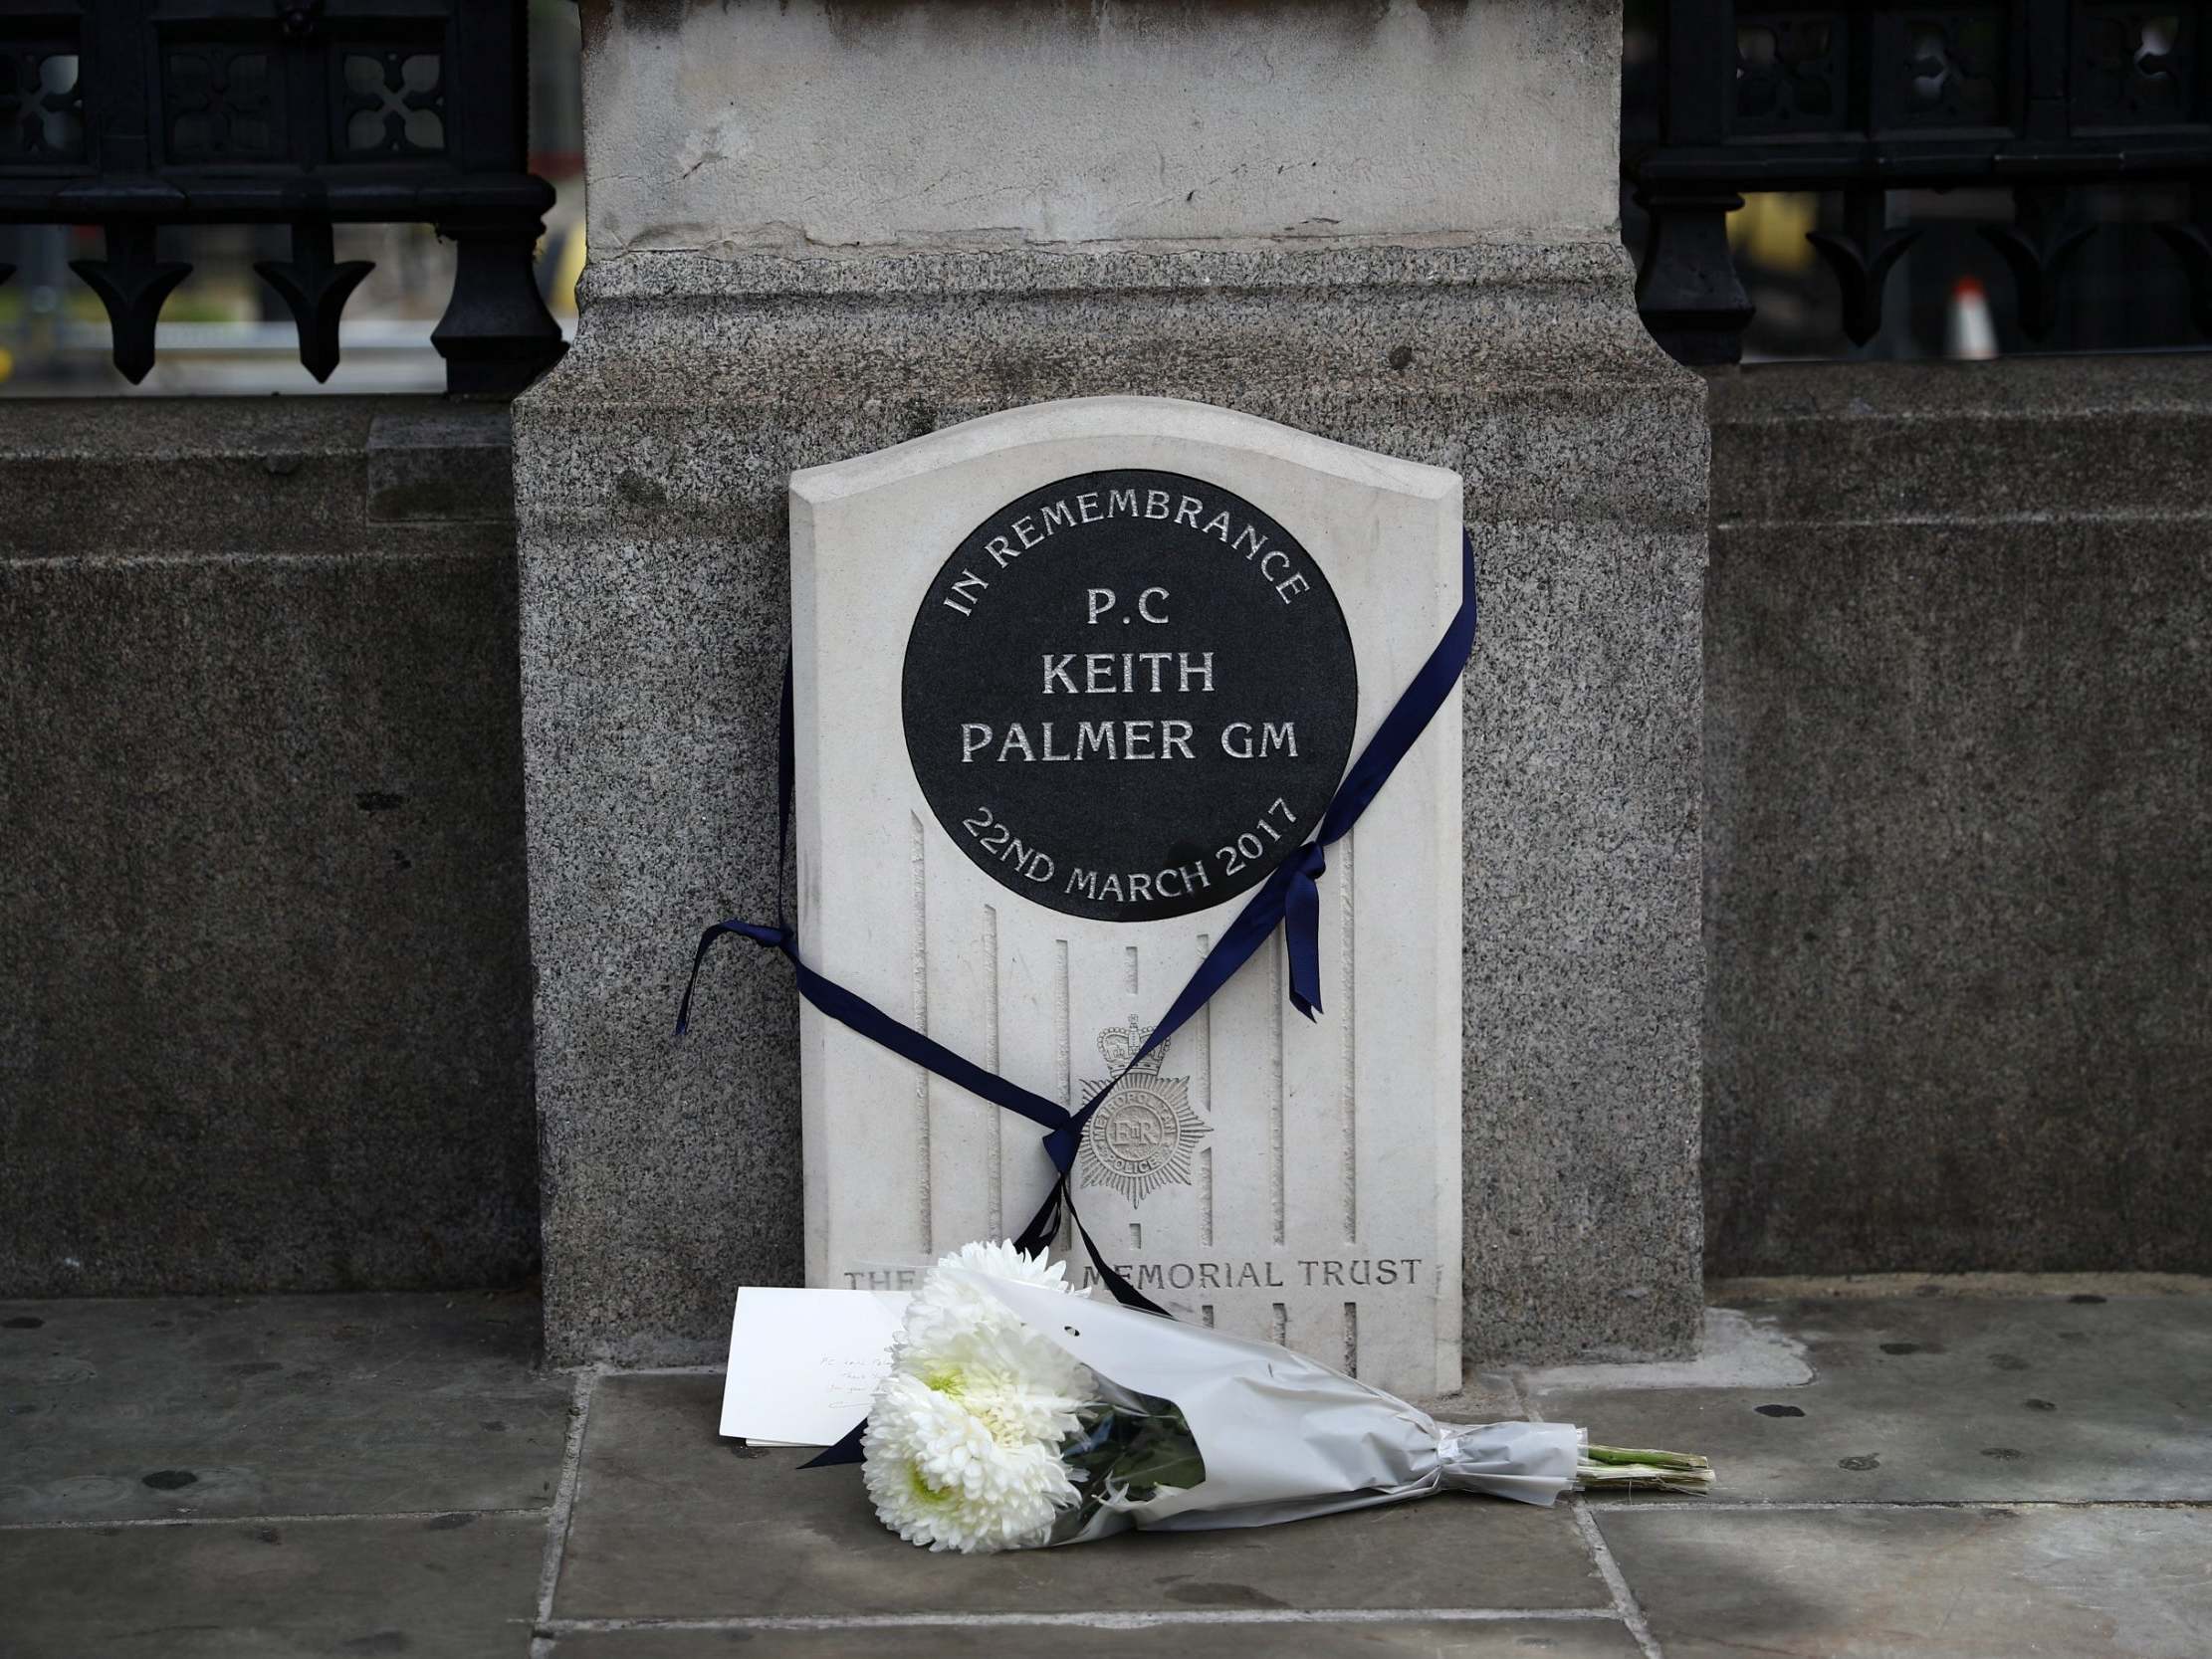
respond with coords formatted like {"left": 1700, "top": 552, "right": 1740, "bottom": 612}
{"left": 960, "top": 796, "right": 1301, "bottom": 906}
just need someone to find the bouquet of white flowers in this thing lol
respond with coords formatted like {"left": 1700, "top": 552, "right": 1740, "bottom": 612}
{"left": 862, "top": 1242, "right": 1712, "bottom": 1554}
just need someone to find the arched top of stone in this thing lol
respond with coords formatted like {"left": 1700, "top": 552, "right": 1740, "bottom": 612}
{"left": 790, "top": 396, "right": 1460, "bottom": 512}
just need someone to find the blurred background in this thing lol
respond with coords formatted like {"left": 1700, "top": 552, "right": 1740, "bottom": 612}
{"left": 1622, "top": 180, "right": 2208, "bottom": 359}
{"left": 0, "top": 0, "right": 580, "bottom": 395}
{"left": 1622, "top": 2, "right": 2209, "bottom": 360}
{"left": 5, "top": 3, "right": 2203, "bottom": 387}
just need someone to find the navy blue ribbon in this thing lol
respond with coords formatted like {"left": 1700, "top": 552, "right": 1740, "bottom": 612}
{"left": 681, "top": 531, "right": 1477, "bottom": 1464}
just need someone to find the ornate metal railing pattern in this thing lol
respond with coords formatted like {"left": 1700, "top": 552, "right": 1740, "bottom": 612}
{"left": 1624, "top": 1, "right": 2212, "bottom": 363}
{"left": 0, "top": 0, "right": 563, "bottom": 392}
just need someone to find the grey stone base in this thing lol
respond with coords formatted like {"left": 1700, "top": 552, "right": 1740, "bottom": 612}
{"left": 0, "top": 399, "right": 538, "bottom": 1298}
{"left": 516, "top": 242, "right": 1706, "bottom": 1366}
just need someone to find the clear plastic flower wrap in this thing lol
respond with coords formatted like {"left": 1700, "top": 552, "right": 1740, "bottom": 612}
{"left": 861, "top": 1244, "right": 1710, "bottom": 1554}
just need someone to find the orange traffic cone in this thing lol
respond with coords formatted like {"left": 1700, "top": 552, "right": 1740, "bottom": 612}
{"left": 1945, "top": 276, "right": 1998, "bottom": 360}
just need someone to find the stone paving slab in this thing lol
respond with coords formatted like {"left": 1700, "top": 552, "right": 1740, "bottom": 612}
{"left": 1405, "top": 1372, "right": 1527, "bottom": 1425}
{"left": 1527, "top": 1291, "right": 2212, "bottom": 1502}
{"left": 549, "top": 1616, "right": 1644, "bottom": 1657}
{"left": 0, "top": 1512, "right": 544, "bottom": 1658}
{"left": 1597, "top": 1504, "right": 2212, "bottom": 1659}
{"left": 553, "top": 1374, "right": 1611, "bottom": 1619}
{"left": 5, "top": 1284, "right": 2205, "bottom": 1657}
{"left": 0, "top": 1292, "right": 570, "bottom": 1524}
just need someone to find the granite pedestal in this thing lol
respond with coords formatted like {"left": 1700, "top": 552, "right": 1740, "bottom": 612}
{"left": 517, "top": 245, "right": 1705, "bottom": 1365}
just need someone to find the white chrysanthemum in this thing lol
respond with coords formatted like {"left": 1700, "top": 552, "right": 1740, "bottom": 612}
{"left": 909, "top": 1321, "right": 1087, "bottom": 1446}
{"left": 860, "top": 1241, "right": 1108, "bottom": 1553}
{"left": 895, "top": 1241, "right": 1090, "bottom": 1400}
{"left": 863, "top": 1372, "right": 1076, "bottom": 1553}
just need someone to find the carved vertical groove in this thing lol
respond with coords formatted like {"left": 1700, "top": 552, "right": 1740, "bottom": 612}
{"left": 1271, "top": 1303, "right": 1288, "bottom": 1347}
{"left": 1344, "top": 1302, "right": 1359, "bottom": 1377}
{"left": 1199, "top": 1146, "right": 1215, "bottom": 1247}
{"left": 1054, "top": 939, "right": 1071, "bottom": 1106}
{"left": 1340, "top": 829, "right": 1357, "bottom": 1244}
{"left": 1195, "top": 934, "right": 1214, "bottom": 1118}
{"left": 1271, "top": 932, "right": 1286, "bottom": 1246}
{"left": 1198, "top": 931, "right": 1216, "bottom": 1248}
{"left": 911, "top": 813, "right": 931, "bottom": 1250}
{"left": 985, "top": 903, "right": 1001, "bottom": 1228}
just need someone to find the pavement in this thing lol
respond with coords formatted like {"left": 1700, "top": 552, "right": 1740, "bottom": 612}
{"left": 3, "top": 1276, "right": 2207, "bottom": 1658}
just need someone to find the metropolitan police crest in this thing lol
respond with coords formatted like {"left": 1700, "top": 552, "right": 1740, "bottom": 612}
{"left": 1077, "top": 1023, "right": 1210, "bottom": 1205}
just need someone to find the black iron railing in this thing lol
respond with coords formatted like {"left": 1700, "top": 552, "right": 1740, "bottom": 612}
{"left": 1624, "top": 2, "right": 2212, "bottom": 363}
{"left": 0, "top": 0, "right": 563, "bottom": 392}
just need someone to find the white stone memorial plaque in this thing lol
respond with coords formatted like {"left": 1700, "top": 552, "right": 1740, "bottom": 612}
{"left": 791, "top": 396, "right": 1463, "bottom": 1394}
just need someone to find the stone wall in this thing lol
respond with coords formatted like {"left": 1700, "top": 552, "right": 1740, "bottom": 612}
{"left": 1703, "top": 356, "right": 2212, "bottom": 1277}
{"left": 8, "top": 355, "right": 2197, "bottom": 1314}
{"left": 0, "top": 399, "right": 539, "bottom": 1298}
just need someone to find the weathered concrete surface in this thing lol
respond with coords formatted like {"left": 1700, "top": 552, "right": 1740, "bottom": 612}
{"left": 0, "top": 399, "right": 539, "bottom": 1298}
{"left": 551, "top": 1622, "right": 1647, "bottom": 1658}
{"left": 1704, "top": 357, "right": 2212, "bottom": 1279}
{"left": 554, "top": 1371, "right": 1608, "bottom": 1620}
{"left": 1527, "top": 1281, "right": 2212, "bottom": 1503}
{"left": 516, "top": 244, "right": 1707, "bottom": 1367}
{"left": 577, "top": 0, "right": 1620, "bottom": 255}
{"left": 1517, "top": 1305, "right": 1813, "bottom": 1393}
{"left": 1601, "top": 1507, "right": 2212, "bottom": 1659}
{"left": 0, "top": 1291, "right": 567, "bottom": 1524}
{"left": 0, "top": 1513, "right": 546, "bottom": 1658}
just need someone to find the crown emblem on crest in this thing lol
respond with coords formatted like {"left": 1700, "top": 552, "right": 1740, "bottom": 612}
{"left": 1097, "top": 1023, "right": 1167, "bottom": 1076}
{"left": 1079, "top": 1020, "right": 1208, "bottom": 1207}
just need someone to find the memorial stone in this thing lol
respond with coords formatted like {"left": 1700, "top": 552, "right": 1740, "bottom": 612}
{"left": 793, "top": 397, "right": 1463, "bottom": 1395}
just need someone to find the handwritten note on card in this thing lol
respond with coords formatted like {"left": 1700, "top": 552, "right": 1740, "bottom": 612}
{"left": 719, "top": 1287, "right": 911, "bottom": 1446}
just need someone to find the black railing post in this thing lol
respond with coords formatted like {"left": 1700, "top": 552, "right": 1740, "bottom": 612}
{"left": 431, "top": 213, "right": 565, "bottom": 396}
{"left": 1628, "top": 0, "right": 1755, "bottom": 363}
{"left": 430, "top": 0, "right": 564, "bottom": 396}
{"left": 1634, "top": 186, "right": 1755, "bottom": 366}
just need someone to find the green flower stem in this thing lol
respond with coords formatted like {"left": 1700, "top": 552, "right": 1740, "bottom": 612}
{"left": 1054, "top": 1391, "right": 1211, "bottom": 1543}
{"left": 1582, "top": 1444, "right": 1711, "bottom": 1472}
{"left": 1575, "top": 1444, "right": 1714, "bottom": 1495}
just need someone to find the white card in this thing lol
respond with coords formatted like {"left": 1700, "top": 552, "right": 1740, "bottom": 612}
{"left": 719, "top": 1287, "right": 910, "bottom": 1446}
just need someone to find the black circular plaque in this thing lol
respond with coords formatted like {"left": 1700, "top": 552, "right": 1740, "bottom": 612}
{"left": 902, "top": 468, "right": 1358, "bottom": 923}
